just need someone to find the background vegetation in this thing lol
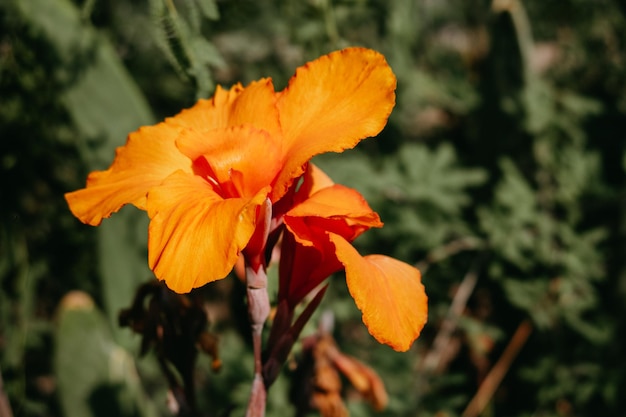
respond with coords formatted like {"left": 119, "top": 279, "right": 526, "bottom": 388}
{"left": 2, "top": 0, "right": 626, "bottom": 416}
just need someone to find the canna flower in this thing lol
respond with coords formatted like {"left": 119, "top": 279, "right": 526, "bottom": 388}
{"left": 281, "top": 164, "right": 427, "bottom": 352}
{"left": 65, "top": 47, "right": 396, "bottom": 294}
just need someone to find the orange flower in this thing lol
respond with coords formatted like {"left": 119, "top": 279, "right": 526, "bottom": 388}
{"left": 282, "top": 164, "right": 428, "bottom": 352}
{"left": 65, "top": 48, "right": 396, "bottom": 294}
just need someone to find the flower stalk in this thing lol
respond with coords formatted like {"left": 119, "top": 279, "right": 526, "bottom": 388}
{"left": 243, "top": 199, "right": 272, "bottom": 417}
{"left": 244, "top": 263, "right": 270, "bottom": 417}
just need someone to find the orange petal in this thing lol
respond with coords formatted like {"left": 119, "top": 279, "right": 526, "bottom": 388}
{"left": 65, "top": 123, "right": 192, "bottom": 226}
{"left": 165, "top": 84, "right": 244, "bottom": 130}
{"left": 329, "top": 234, "right": 427, "bottom": 351}
{"left": 285, "top": 184, "right": 382, "bottom": 245}
{"left": 272, "top": 48, "right": 396, "bottom": 200}
{"left": 228, "top": 78, "right": 281, "bottom": 136}
{"left": 176, "top": 125, "right": 283, "bottom": 199}
{"left": 288, "top": 184, "right": 382, "bottom": 226}
{"left": 295, "top": 163, "right": 335, "bottom": 203}
{"left": 146, "top": 170, "right": 270, "bottom": 293}
{"left": 167, "top": 79, "right": 281, "bottom": 137}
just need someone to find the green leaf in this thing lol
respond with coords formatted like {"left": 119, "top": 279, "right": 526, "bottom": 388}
{"left": 14, "top": 0, "right": 155, "bottom": 343}
{"left": 478, "top": 159, "right": 539, "bottom": 269}
{"left": 54, "top": 292, "right": 158, "bottom": 417}
{"left": 194, "top": 0, "right": 220, "bottom": 20}
{"left": 148, "top": 0, "right": 221, "bottom": 98}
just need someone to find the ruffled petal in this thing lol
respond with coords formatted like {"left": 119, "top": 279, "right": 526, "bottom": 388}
{"left": 146, "top": 170, "right": 270, "bottom": 293}
{"left": 330, "top": 233, "right": 427, "bottom": 352}
{"left": 228, "top": 79, "right": 281, "bottom": 136}
{"left": 272, "top": 47, "right": 396, "bottom": 200}
{"left": 176, "top": 125, "right": 283, "bottom": 199}
{"left": 167, "top": 79, "right": 281, "bottom": 137}
{"left": 65, "top": 123, "right": 192, "bottom": 226}
{"left": 165, "top": 84, "right": 244, "bottom": 130}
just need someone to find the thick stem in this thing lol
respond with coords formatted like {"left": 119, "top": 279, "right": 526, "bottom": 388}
{"left": 246, "top": 374, "right": 266, "bottom": 417}
{"left": 243, "top": 199, "right": 272, "bottom": 417}
{"left": 245, "top": 264, "right": 270, "bottom": 417}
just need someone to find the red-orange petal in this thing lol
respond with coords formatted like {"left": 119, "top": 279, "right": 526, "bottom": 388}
{"left": 330, "top": 234, "right": 427, "bottom": 351}
{"left": 294, "top": 163, "right": 335, "bottom": 204}
{"left": 176, "top": 125, "right": 283, "bottom": 199}
{"left": 288, "top": 184, "right": 382, "bottom": 226}
{"left": 65, "top": 123, "right": 192, "bottom": 226}
{"left": 285, "top": 184, "right": 382, "bottom": 246}
{"left": 272, "top": 48, "right": 396, "bottom": 200}
{"left": 146, "top": 170, "right": 270, "bottom": 293}
{"left": 279, "top": 231, "right": 341, "bottom": 306}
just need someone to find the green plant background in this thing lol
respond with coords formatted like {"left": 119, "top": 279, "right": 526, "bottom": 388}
{"left": 2, "top": 0, "right": 626, "bottom": 416}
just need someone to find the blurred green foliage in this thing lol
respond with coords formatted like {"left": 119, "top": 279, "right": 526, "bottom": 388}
{"left": 2, "top": 0, "right": 626, "bottom": 416}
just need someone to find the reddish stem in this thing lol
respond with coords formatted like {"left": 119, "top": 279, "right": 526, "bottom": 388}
{"left": 244, "top": 199, "right": 272, "bottom": 417}
{"left": 245, "top": 264, "right": 270, "bottom": 417}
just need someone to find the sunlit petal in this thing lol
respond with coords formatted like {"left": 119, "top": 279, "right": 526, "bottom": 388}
{"left": 330, "top": 233, "right": 427, "bottom": 352}
{"left": 146, "top": 170, "right": 270, "bottom": 293}
{"left": 65, "top": 123, "right": 192, "bottom": 226}
{"left": 165, "top": 84, "right": 244, "bottom": 130}
{"left": 228, "top": 79, "right": 281, "bottom": 136}
{"left": 167, "top": 79, "right": 281, "bottom": 137}
{"left": 272, "top": 47, "right": 396, "bottom": 200}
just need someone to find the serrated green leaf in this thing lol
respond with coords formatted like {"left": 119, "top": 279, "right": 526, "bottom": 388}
{"left": 194, "top": 0, "right": 220, "bottom": 20}
{"left": 148, "top": 0, "right": 220, "bottom": 98}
